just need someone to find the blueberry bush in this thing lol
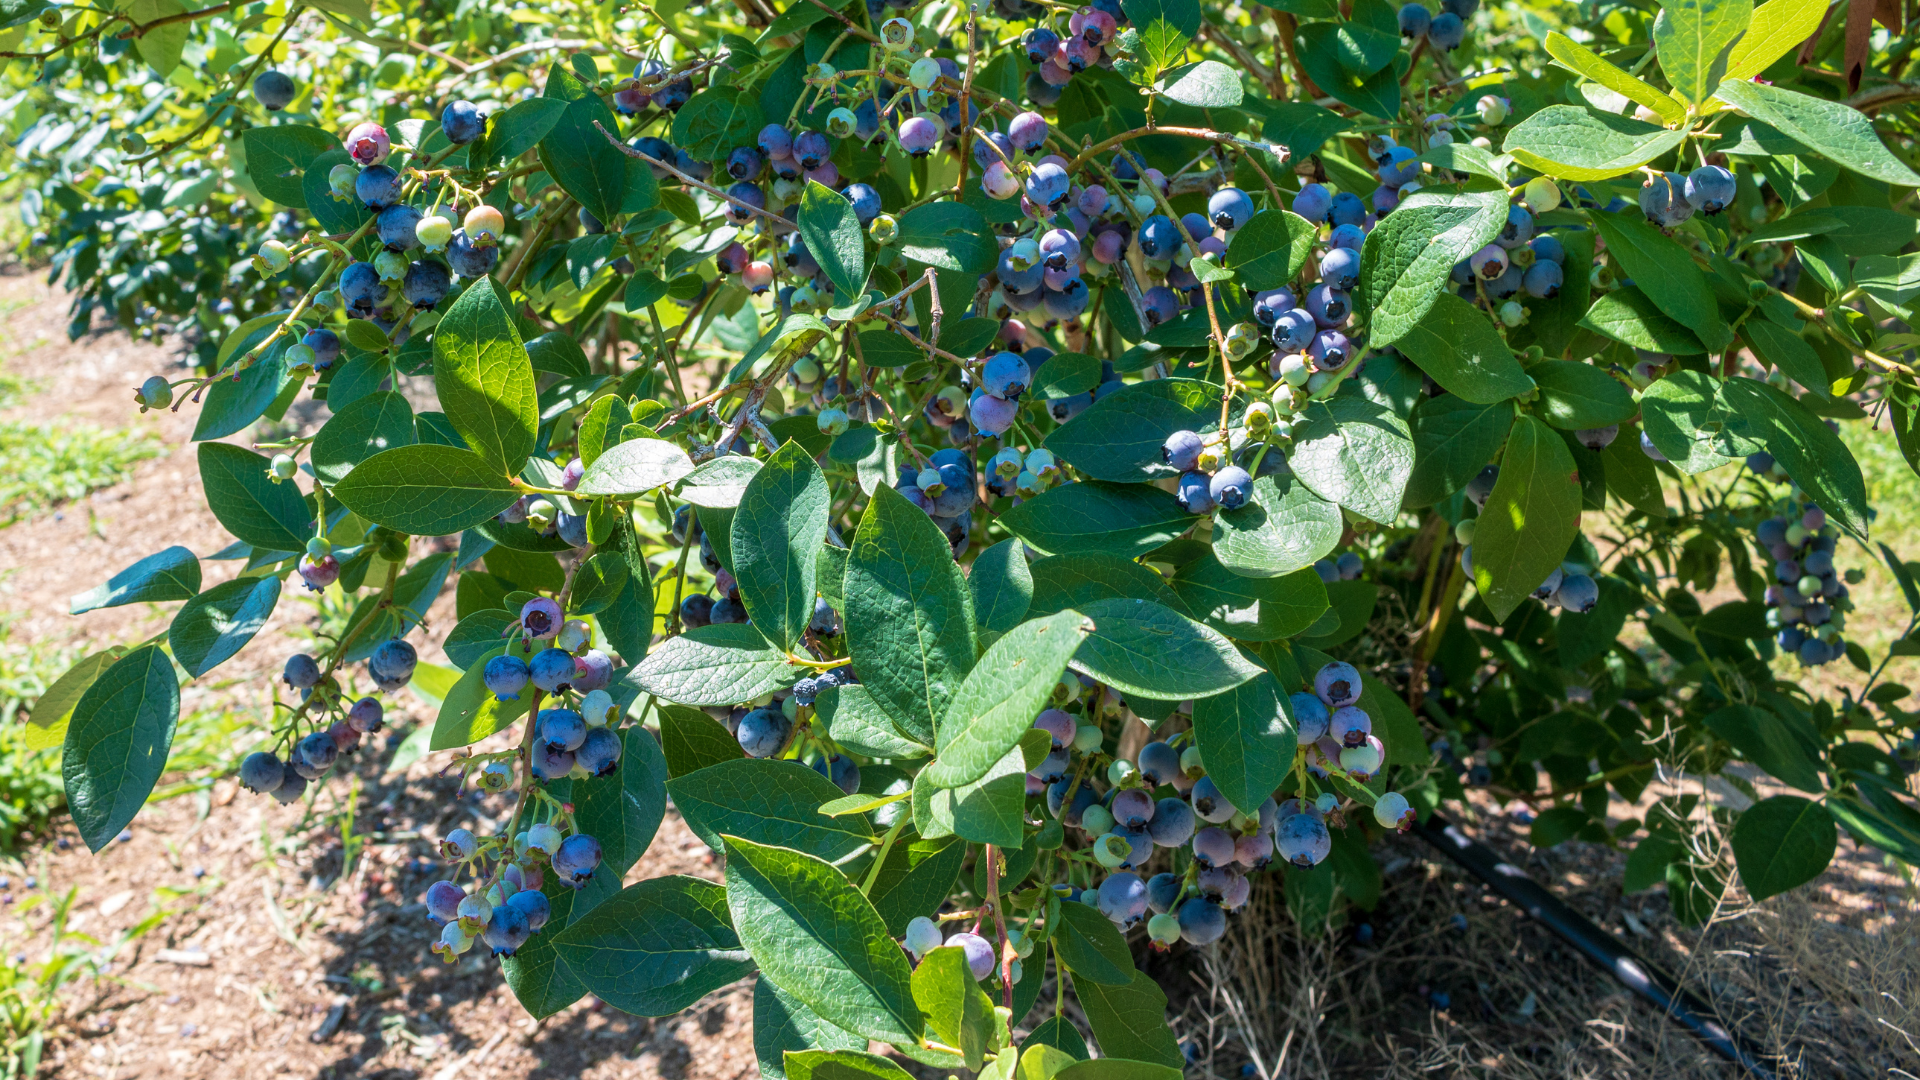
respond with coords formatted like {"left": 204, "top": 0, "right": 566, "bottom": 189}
{"left": 12, "top": 0, "right": 1920, "bottom": 1062}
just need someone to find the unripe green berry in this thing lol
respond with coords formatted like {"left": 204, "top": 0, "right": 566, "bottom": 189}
{"left": 1072, "top": 722, "right": 1102, "bottom": 753}
{"left": 284, "top": 342, "right": 316, "bottom": 372}
{"left": 328, "top": 163, "right": 357, "bottom": 202}
{"left": 268, "top": 453, "right": 297, "bottom": 481}
{"left": 255, "top": 239, "right": 292, "bottom": 274}
{"left": 817, "top": 407, "right": 850, "bottom": 436}
{"left": 416, "top": 213, "right": 454, "bottom": 252}
{"left": 1521, "top": 176, "right": 1560, "bottom": 212}
{"left": 307, "top": 536, "right": 332, "bottom": 559}
{"left": 1107, "top": 758, "right": 1136, "bottom": 785}
{"left": 1455, "top": 518, "right": 1477, "bottom": 545}
{"left": 870, "top": 213, "right": 899, "bottom": 245}
{"left": 374, "top": 250, "right": 408, "bottom": 280}
{"left": 134, "top": 375, "right": 172, "bottom": 410}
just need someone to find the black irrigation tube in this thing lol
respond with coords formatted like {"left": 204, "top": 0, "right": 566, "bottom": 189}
{"left": 1413, "top": 812, "right": 1778, "bottom": 1079}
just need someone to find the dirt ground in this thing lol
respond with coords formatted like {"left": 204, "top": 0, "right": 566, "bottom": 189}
{"left": 1, "top": 266, "right": 1916, "bottom": 1080}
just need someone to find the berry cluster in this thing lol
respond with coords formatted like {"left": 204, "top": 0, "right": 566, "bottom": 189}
{"left": 1757, "top": 500, "right": 1851, "bottom": 666}
{"left": 236, "top": 639, "right": 415, "bottom": 804}
{"left": 1638, "top": 164, "right": 1737, "bottom": 228}
{"left": 1395, "top": 0, "right": 1476, "bottom": 52}
{"left": 423, "top": 821, "right": 602, "bottom": 960}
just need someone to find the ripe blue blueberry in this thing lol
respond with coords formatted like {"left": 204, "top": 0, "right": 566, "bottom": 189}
{"left": 1191, "top": 778, "right": 1238, "bottom": 823}
{"left": 1138, "top": 214, "right": 1179, "bottom": 259}
{"left": 239, "top": 752, "right": 285, "bottom": 794}
{"left": 521, "top": 597, "right": 562, "bottom": 639}
{"left": 505, "top": 888, "right": 550, "bottom": 931}
{"left": 1207, "top": 187, "right": 1254, "bottom": 231}
{"left": 298, "top": 731, "right": 338, "bottom": 773}
{"left": 1293, "top": 183, "right": 1333, "bottom": 223}
{"left": 1522, "top": 260, "right": 1563, "bottom": 298}
{"left": 283, "top": 653, "right": 321, "bottom": 689}
{"left": 982, "top": 351, "right": 1031, "bottom": 400}
{"left": 1177, "top": 896, "right": 1226, "bottom": 944}
{"left": 737, "top": 707, "right": 792, "bottom": 758}
{"left": 898, "top": 116, "right": 941, "bottom": 157}
{"left": 1176, "top": 471, "right": 1215, "bottom": 514}
{"left": 271, "top": 771, "right": 308, "bottom": 804}
{"left": 1097, "top": 872, "right": 1149, "bottom": 926}
{"left": 1276, "top": 812, "right": 1331, "bottom": 866}
{"left": 1008, "top": 110, "right": 1049, "bottom": 153}
{"left": 539, "top": 708, "right": 587, "bottom": 753}
{"left": 446, "top": 229, "right": 499, "bottom": 277}
{"left": 1684, "top": 165, "right": 1735, "bottom": 214}
{"left": 946, "top": 932, "right": 995, "bottom": 981}
{"left": 440, "top": 100, "right": 486, "bottom": 144}
{"left": 1399, "top": 2, "right": 1431, "bottom": 35}
{"left": 1137, "top": 740, "right": 1181, "bottom": 784}
{"left": 1209, "top": 466, "right": 1253, "bottom": 511}
{"left": 552, "top": 833, "right": 603, "bottom": 888}
{"left": 402, "top": 260, "right": 451, "bottom": 308}
{"left": 531, "top": 744, "right": 575, "bottom": 781}
{"left": 1426, "top": 10, "right": 1465, "bottom": 48}
{"left": 1552, "top": 572, "right": 1599, "bottom": 613}
{"left": 377, "top": 203, "right": 423, "bottom": 250}
{"left": 1497, "top": 205, "right": 1534, "bottom": 249}
{"left": 1147, "top": 798, "right": 1196, "bottom": 847}
{"left": 1111, "top": 789, "right": 1155, "bottom": 829}
{"left": 1025, "top": 162, "right": 1070, "bottom": 209}
{"left": 1319, "top": 247, "right": 1360, "bottom": 291}
{"left": 339, "top": 261, "right": 380, "bottom": 303}
{"left": 1271, "top": 308, "right": 1317, "bottom": 352}
{"left": 1309, "top": 329, "right": 1352, "bottom": 370}
{"left": 483, "top": 654, "right": 530, "bottom": 701}
{"left": 1315, "top": 660, "right": 1362, "bottom": 706}
{"left": 347, "top": 696, "right": 384, "bottom": 734}
{"left": 529, "top": 648, "right": 578, "bottom": 694}
{"left": 811, "top": 753, "right": 860, "bottom": 794}
{"left": 355, "top": 165, "right": 403, "bottom": 210}
{"left": 1141, "top": 285, "right": 1180, "bottom": 327}
{"left": 1638, "top": 172, "right": 1693, "bottom": 227}
{"left": 302, "top": 327, "right": 340, "bottom": 370}
{"left": 483, "top": 901, "right": 532, "bottom": 956}
{"left": 253, "top": 70, "right": 296, "bottom": 110}
{"left": 1330, "top": 705, "right": 1372, "bottom": 747}
{"left": 425, "top": 880, "right": 464, "bottom": 924}
{"left": 1305, "top": 284, "right": 1350, "bottom": 327}
{"left": 369, "top": 638, "right": 418, "bottom": 692}
{"left": 1328, "top": 191, "right": 1367, "bottom": 228}
{"left": 1030, "top": 747, "right": 1071, "bottom": 784}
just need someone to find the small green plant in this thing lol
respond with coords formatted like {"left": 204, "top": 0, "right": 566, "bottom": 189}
{"left": 0, "top": 421, "right": 162, "bottom": 527}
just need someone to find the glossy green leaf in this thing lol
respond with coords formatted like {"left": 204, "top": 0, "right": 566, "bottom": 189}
{"left": 1393, "top": 292, "right": 1534, "bottom": 404}
{"left": 1029, "top": 554, "right": 1186, "bottom": 618}
{"left": 1054, "top": 900, "right": 1137, "bottom": 986}
{"left": 1589, "top": 211, "right": 1731, "bottom": 351}
{"left": 1704, "top": 704, "right": 1824, "bottom": 793}
{"left": 1295, "top": 26, "right": 1401, "bottom": 118}
{"left": 1725, "top": 0, "right": 1830, "bottom": 80}
{"left": 1715, "top": 76, "right": 1920, "bottom": 187}
{"left": 755, "top": 978, "right": 867, "bottom": 1080}
{"left": 333, "top": 444, "right": 520, "bottom": 535}
{"left": 240, "top": 124, "right": 336, "bottom": 207}
{"left": 1640, "top": 369, "right": 1761, "bottom": 473}
{"left": 723, "top": 835, "right": 923, "bottom": 1044}
{"left": 1730, "top": 794, "right": 1836, "bottom": 901}
{"left": 1654, "top": 0, "right": 1751, "bottom": 105}
{"left": 168, "top": 575, "right": 282, "bottom": 678}
{"left": 62, "top": 646, "right": 180, "bottom": 852}
{"left": 1406, "top": 395, "right": 1514, "bottom": 508}
{"left": 969, "top": 538, "right": 1034, "bottom": 635}
{"left": 1543, "top": 31, "right": 1687, "bottom": 125}
{"left": 634, "top": 623, "right": 795, "bottom": 707}
{"left": 912, "top": 946, "right": 994, "bottom": 1071}
{"left": 1530, "top": 360, "right": 1637, "bottom": 430}
{"left": 1000, "top": 481, "right": 1192, "bottom": 560}
{"left": 311, "top": 389, "right": 416, "bottom": 485}
{"left": 22, "top": 648, "right": 126, "bottom": 751}
{"left": 551, "top": 875, "right": 754, "bottom": 1016}
{"left": 1071, "top": 596, "right": 1262, "bottom": 698}
{"left": 926, "top": 610, "right": 1091, "bottom": 788}
{"left": 1224, "top": 210, "right": 1317, "bottom": 292}
{"left": 538, "top": 62, "right": 635, "bottom": 226}
{"left": 1287, "top": 381, "right": 1415, "bottom": 525}
{"left": 1191, "top": 671, "right": 1295, "bottom": 819}
{"left": 578, "top": 436, "right": 696, "bottom": 496}
{"left": 1472, "top": 415, "right": 1583, "bottom": 622}
{"left": 1578, "top": 287, "right": 1708, "bottom": 354}
{"left": 432, "top": 278, "right": 537, "bottom": 473}
{"left": 1045, "top": 379, "right": 1228, "bottom": 483}
{"left": 197, "top": 443, "right": 312, "bottom": 554}
{"left": 845, "top": 484, "right": 976, "bottom": 744}
{"left": 1169, "top": 555, "right": 1328, "bottom": 641}
{"left": 1721, "top": 376, "right": 1869, "bottom": 538}
{"left": 799, "top": 180, "right": 867, "bottom": 299}
{"left": 671, "top": 84, "right": 768, "bottom": 161}
{"left": 1212, "top": 475, "right": 1344, "bottom": 577}
{"left": 731, "top": 441, "right": 831, "bottom": 651}
{"left": 1503, "top": 106, "right": 1690, "bottom": 181}
{"left": 430, "top": 644, "right": 532, "bottom": 749}
{"left": 71, "top": 546, "right": 199, "bottom": 615}
{"left": 671, "top": 758, "right": 876, "bottom": 858}
{"left": 1358, "top": 188, "right": 1508, "bottom": 348}
{"left": 1070, "top": 971, "right": 1183, "bottom": 1068}
{"left": 1156, "top": 59, "right": 1242, "bottom": 106}
{"left": 866, "top": 835, "right": 965, "bottom": 934}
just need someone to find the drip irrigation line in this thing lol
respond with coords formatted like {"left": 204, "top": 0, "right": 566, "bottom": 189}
{"left": 1412, "top": 811, "right": 1777, "bottom": 1079}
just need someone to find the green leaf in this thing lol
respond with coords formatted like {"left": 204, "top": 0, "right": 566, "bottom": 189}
{"left": 1357, "top": 189, "right": 1508, "bottom": 348}
{"left": 1121, "top": 0, "right": 1201, "bottom": 69}
{"left": 1716, "top": 80, "right": 1920, "bottom": 186}
{"left": 1029, "top": 554, "right": 1187, "bottom": 619}
{"left": 672, "top": 758, "right": 876, "bottom": 858}
{"left": 1530, "top": 360, "right": 1637, "bottom": 429}
{"left": 1287, "top": 381, "right": 1415, "bottom": 524}
{"left": 1730, "top": 794, "right": 1835, "bottom": 900}
{"left": 1590, "top": 211, "right": 1731, "bottom": 351}
{"left": 1070, "top": 971, "right": 1184, "bottom": 1069}
{"left": 526, "top": 331, "right": 591, "bottom": 379}
{"left": 1224, "top": 210, "right": 1317, "bottom": 292}
{"left": 578, "top": 437, "right": 696, "bottom": 496}
{"left": 311, "top": 390, "right": 416, "bottom": 485}
{"left": 195, "top": 316, "right": 293, "bottom": 441}
{"left": 1169, "top": 555, "right": 1328, "bottom": 641}
{"left": 1044, "top": 379, "right": 1225, "bottom": 482}
{"left": 197, "top": 443, "right": 312, "bottom": 553}
{"left": 1072, "top": 596, "right": 1263, "bottom": 698}
{"left": 677, "top": 455, "right": 763, "bottom": 508}
{"left": 1053, "top": 901, "right": 1137, "bottom": 986}
{"left": 1191, "top": 671, "right": 1296, "bottom": 814}
{"left": 1640, "top": 369, "right": 1760, "bottom": 473}
{"left": 896, "top": 203, "right": 997, "bottom": 275}
{"left": 71, "top": 546, "right": 199, "bottom": 615}
{"left": 23, "top": 649, "right": 126, "bottom": 751}
{"left": 731, "top": 441, "right": 831, "bottom": 651}
{"left": 672, "top": 85, "right": 768, "bottom": 162}
{"left": 168, "top": 575, "right": 282, "bottom": 678}
{"left": 845, "top": 485, "right": 976, "bottom": 744}
{"left": 240, "top": 125, "right": 337, "bottom": 207}
{"left": 799, "top": 181, "right": 868, "bottom": 300}
{"left": 723, "top": 835, "right": 923, "bottom": 1044}
{"left": 1704, "top": 704, "right": 1824, "bottom": 793}
{"left": 912, "top": 947, "right": 994, "bottom": 1071}
{"left": 1725, "top": 0, "right": 1830, "bottom": 81}
{"left": 62, "top": 646, "right": 179, "bottom": 852}
{"left": 926, "top": 610, "right": 1092, "bottom": 788}
{"left": 1054, "top": 1059, "right": 1178, "bottom": 1080}
{"left": 1503, "top": 106, "right": 1690, "bottom": 182}
{"left": 1295, "top": 26, "right": 1401, "bottom": 118}
{"left": 1156, "top": 60, "right": 1242, "bottom": 106}
{"left": 1472, "top": 415, "right": 1583, "bottom": 622}
{"left": 817, "top": 683, "right": 932, "bottom": 759}
{"left": 333, "top": 444, "right": 519, "bottom": 535}
{"left": 634, "top": 624, "right": 795, "bottom": 707}
{"left": 1212, "top": 475, "right": 1344, "bottom": 577}
{"left": 1578, "top": 287, "right": 1708, "bottom": 354}
{"left": 1393, "top": 292, "right": 1534, "bottom": 404}
{"left": 550, "top": 875, "right": 754, "bottom": 1016}
{"left": 784, "top": 1051, "right": 921, "bottom": 1080}
{"left": 432, "top": 279, "right": 537, "bottom": 473}
{"left": 999, "top": 481, "right": 1190, "bottom": 560}
{"left": 659, "top": 703, "right": 746, "bottom": 776}
{"left": 755, "top": 978, "right": 867, "bottom": 1080}
{"left": 538, "top": 63, "right": 633, "bottom": 227}
{"left": 866, "top": 834, "right": 965, "bottom": 934}
{"left": 1600, "top": 424, "right": 1668, "bottom": 518}
{"left": 1654, "top": 0, "right": 1752, "bottom": 105}
{"left": 1406, "top": 395, "right": 1514, "bottom": 508}
{"left": 575, "top": 722, "right": 669, "bottom": 876}
{"left": 1297, "top": 579, "right": 1380, "bottom": 650}
{"left": 969, "top": 539, "right": 1033, "bottom": 635}
{"left": 919, "top": 743, "right": 1030, "bottom": 847}
{"left": 1543, "top": 31, "right": 1688, "bottom": 126}
{"left": 472, "top": 96, "right": 568, "bottom": 167}
{"left": 1720, "top": 377, "right": 1869, "bottom": 538}
{"left": 1743, "top": 319, "right": 1829, "bottom": 399}
{"left": 429, "top": 644, "right": 532, "bottom": 749}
